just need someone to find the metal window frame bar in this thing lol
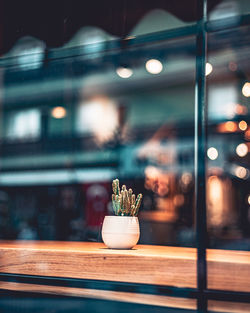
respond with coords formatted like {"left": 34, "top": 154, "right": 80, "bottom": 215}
{"left": 0, "top": 273, "right": 250, "bottom": 304}
{"left": 0, "top": 273, "right": 198, "bottom": 299}
{"left": 195, "top": 0, "right": 208, "bottom": 312}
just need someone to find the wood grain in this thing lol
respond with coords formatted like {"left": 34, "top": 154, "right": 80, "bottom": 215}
{"left": 0, "top": 241, "right": 249, "bottom": 293}
{"left": 0, "top": 241, "right": 197, "bottom": 289}
{"left": 207, "top": 249, "right": 250, "bottom": 292}
{"left": 208, "top": 300, "right": 250, "bottom": 313}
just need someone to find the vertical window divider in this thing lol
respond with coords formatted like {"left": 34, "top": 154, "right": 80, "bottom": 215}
{"left": 195, "top": 0, "right": 208, "bottom": 312}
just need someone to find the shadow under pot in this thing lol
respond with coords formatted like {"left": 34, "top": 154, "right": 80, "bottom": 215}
{"left": 102, "top": 216, "right": 140, "bottom": 249}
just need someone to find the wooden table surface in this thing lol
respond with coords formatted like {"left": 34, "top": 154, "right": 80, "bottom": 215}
{"left": 0, "top": 241, "right": 249, "bottom": 312}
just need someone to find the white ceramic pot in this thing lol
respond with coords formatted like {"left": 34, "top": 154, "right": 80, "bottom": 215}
{"left": 102, "top": 216, "right": 140, "bottom": 249}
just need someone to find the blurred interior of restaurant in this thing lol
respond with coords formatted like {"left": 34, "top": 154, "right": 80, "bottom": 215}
{"left": 0, "top": 0, "right": 250, "bottom": 252}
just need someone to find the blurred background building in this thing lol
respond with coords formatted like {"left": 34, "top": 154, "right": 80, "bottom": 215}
{"left": 0, "top": 0, "right": 249, "bottom": 250}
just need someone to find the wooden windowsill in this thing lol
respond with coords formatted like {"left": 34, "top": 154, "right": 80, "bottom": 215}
{"left": 0, "top": 241, "right": 196, "bottom": 288}
{"left": 0, "top": 241, "right": 249, "bottom": 291}
{"left": 0, "top": 241, "right": 249, "bottom": 312}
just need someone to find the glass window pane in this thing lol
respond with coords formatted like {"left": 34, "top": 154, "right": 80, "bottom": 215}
{"left": 207, "top": 24, "right": 250, "bottom": 293}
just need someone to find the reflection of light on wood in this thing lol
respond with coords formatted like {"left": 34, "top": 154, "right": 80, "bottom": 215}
{"left": 207, "top": 176, "right": 235, "bottom": 228}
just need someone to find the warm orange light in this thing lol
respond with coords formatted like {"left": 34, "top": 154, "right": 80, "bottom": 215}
{"left": 245, "top": 129, "right": 250, "bottom": 140}
{"left": 242, "top": 82, "right": 250, "bottom": 97}
{"left": 207, "top": 175, "right": 224, "bottom": 227}
{"left": 239, "top": 120, "right": 248, "bottom": 131}
{"left": 51, "top": 106, "right": 67, "bottom": 119}
{"left": 173, "top": 194, "right": 185, "bottom": 207}
{"left": 218, "top": 121, "right": 237, "bottom": 133}
{"left": 235, "top": 105, "right": 247, "bottom": 115}
{"left": 225, "top": 121, "right": 237, "bottom": 132}
{"left": 248, "top": 195, "right": 250, "bottom": 205}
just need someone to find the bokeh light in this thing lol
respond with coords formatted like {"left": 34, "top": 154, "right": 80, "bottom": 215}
{"left": 205, "top": 63, "right": 213, "bottom": 76}
{"left": 78, "top": 97, "right": 119, "bottom": 144}
{"left": 181, "top": 172, "right": 192, "bottom": 185}
{"left": 207, "top": 147, "right": 218, "bottom": 160}
{"left": 51, "top": 106, "right": 67, "bottom": 119}
{"left": 245, "top": 129, "right": 250, "bottom": 140}
{"left": 235, "top": 166, "right": 249, "bottom": 179}
{"left": 242, "top": 82, "right": 250, "bottom": 97}
{"left": 238, "top": 120, "right": 247, "bottom": 131}
{"left": 236, "top": 143, "right": 248, "bottom": 157}
{"left": 235, "top": 104, "right": 247, "bottom": 115}
{"left": 145, "top": 59, "right": 163, "bottom": 74}
{"left": 116, "top": 67, "right": 133, "bottom": 78}
{"left": 218, "top": 121, "right": 238, "bottom": 133}
{"left": 228, "top": 61, "right": 237, "bottom": 72}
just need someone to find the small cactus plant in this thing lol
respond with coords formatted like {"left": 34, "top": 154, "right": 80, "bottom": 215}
{"left": 112, "top": 179, "right": 142, "bottom": 216}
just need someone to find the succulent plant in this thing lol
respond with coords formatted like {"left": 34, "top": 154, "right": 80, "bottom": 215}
{"left": 112, "top": 179, "right": 142, "bottom": 216}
